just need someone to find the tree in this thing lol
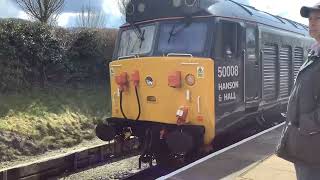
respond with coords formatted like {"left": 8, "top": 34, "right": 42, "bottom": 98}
{"left": 76, "top": 4, "right": 107, "bottom": 28}
{"left": 15, "top": 0, "right": 64, "bottom": 24}
{"left": 117, "top": 0, "right": 129, "bottom": 18}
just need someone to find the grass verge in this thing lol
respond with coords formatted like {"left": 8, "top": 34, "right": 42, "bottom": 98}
{"left": 0, "top": 87, "right": 110, "bottom": 162}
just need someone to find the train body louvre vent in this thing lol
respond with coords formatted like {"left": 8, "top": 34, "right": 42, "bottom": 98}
{"left": 263, "top": 44, "right": 277, "bottom": 101}
{"left": 279, "top": 47, "right": 291, "bottom": 98}
{"left": 293, "top": 47, "right": 304, "bottom": 80}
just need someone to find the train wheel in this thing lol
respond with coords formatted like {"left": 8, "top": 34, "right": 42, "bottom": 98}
{"left": 155, "top": 140, "right": 172, "bottom": 166}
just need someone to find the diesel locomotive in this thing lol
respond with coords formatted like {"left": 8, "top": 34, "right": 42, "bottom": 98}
{"left": 96, "top": 0, "right": 314, "bottom": 165}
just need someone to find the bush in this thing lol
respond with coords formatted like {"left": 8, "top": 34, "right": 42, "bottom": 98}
{"left": 0, "top": 18, "right": 118, "bottom": 92}
{"left": 0, "top": 19, "right": 64, "bottom": 91}
{"left": 64, "top": 28, "right": 117, "bottom": 84}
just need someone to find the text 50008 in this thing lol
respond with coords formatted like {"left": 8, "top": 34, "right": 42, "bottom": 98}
{"left": 217, "top": 65, "right": 239, "bottom": 78}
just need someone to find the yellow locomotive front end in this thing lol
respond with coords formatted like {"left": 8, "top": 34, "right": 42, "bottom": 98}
{"left": 96, "top": 56, "right": 216, "bottom": 164}
{"left": 109, "top": 57, "right": 215, "bottom": 144}
{"left": 95, "top": 0, "right": 219, "bottom": 165}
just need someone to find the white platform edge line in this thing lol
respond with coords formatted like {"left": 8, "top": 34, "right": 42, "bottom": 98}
{"left": 157, "top": 122, "right": 285, "bottom": 180}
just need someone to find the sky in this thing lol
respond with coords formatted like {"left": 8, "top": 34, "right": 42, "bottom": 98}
{"left": 0, "top": 0, "right": 319, "bottom": 28}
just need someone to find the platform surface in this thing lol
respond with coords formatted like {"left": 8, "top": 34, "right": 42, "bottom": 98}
{"left": 236, "top": 155, "right": 295, "bottom": 180}
{"left": 159, "top": 123, "right": 297, "bottom": 180}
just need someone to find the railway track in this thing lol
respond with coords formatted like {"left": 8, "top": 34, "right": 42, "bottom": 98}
{"left": 0, "top": 118, "right": 283, "bottom": 180}
{"left": 0, "top": 138, "right": 139, "bottom": 180}
{"left": 123, "top": 119, "right": 284, "bottom": 180}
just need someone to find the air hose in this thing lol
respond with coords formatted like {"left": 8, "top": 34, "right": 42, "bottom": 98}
{"left": 119, "top": 86, "right": 141, "bottom": 120}
{"left": 134, "top": 86, "right": 141, "bottom": 120}
{"left": 120, "top": 90, "right": 128, "bottom": 119}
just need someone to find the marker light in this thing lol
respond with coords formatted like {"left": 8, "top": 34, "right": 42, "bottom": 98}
{"left": 172, "top": 0, "right": 182, "bottom": 7}
{"left": 185, "top": 74, "right": 195, "bottom": 86}
{"left": 185, "top": 0, "right": 197, "bottom": 6}
{"left": 138, "top": 3, "right": 146, "bottom": 13}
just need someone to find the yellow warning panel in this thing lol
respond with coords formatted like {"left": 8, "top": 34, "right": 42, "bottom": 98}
{"left": 237, "top": 155, "right": 296, "bottom": 180}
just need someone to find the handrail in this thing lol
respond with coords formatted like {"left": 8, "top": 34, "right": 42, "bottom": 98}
{"left": 167, "top": 53, "right": 193, "bottom": 57}
{"left": 181, "top": 62, "right": 199, "bottom": 65}
{"left": 243, "top": 49, "right": 246, "bottom": 103}
{"left": 274, "top": 15, "right": 286, "bottom": 24}
{"left": 228, "top": 0, "right": 253, "bottom": 16}
{"left": 118, "top": 55, "right": 139, "bottom": 60}
{"left": 110, "top": 64, "right": 122, "bottom": 67}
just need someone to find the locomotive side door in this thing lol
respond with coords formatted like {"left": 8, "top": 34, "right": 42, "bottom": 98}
{"left": 214, "top": 19, "right": 243, "bottom": 116}
{"left": 244, "top": 24, "right": 260, "bottom": 108}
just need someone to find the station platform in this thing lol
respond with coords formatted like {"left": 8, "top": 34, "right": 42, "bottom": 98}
{"left": 159, "top": 122, "right": 297, "bottom": 180}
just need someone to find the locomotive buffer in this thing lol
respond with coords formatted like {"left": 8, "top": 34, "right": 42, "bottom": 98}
{"left": 159, "top": 122, "right": 297, "bottom": 180}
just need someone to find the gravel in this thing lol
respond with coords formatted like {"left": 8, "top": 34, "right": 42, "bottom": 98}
{"left": 60, "top": 155, "right": 152, "bottom": 180}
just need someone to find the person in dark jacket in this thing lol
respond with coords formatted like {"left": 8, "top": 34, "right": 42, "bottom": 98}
{"left": 278, "top": 3, "right": 320, "bottom": 180}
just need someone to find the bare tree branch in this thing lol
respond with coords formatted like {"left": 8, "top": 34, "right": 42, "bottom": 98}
{"left": 15, "top": 0, "right": 64, "bottom": 24}
{"left": 76, "top": 3, "right": 107, "bottom": 29}
{"left": 118, "top": 0, "right": 129, "bottom": 18}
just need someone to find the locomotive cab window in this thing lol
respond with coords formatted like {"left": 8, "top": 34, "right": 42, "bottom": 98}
{"left": 117, "top": 24, "right": 156, "bottom": 57}
{"left": 215, "top": 20, "right": 242, "bottom": 60}
{"left": 246, "top": 27, "right": 257, "bottom": 61}
{"left": 157, "top": 21, "right": 209, "bottom": 56}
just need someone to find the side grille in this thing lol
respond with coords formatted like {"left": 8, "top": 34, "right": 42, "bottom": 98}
{"left": 263, "top": 44, "right": 277, "bottom": 101}
{"left": 293, "top": 47, "right": 304, "bottom": 80}
{"left": 279, "top": 47, "right": 291, "bottom": 98}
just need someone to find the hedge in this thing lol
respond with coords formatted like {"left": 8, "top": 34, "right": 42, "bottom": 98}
{"left": 0, "top": 18, "right": 118, "bottom": 92}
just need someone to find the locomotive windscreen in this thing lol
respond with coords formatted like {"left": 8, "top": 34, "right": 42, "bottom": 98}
{"left": 158, "top": 21, "right": 208, "bottom": 55}
{"left": 116, "top": 20, "right": 210, "bottom": 58}
{"left": 117, "top": 24, "right": 156, "bottom": 57}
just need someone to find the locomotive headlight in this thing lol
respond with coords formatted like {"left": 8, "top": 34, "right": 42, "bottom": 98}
{"left": 185, "top": 0, "right": 197, "bottom": 6}
{"left": 137, "top": 3, "right": 146, "bottom": 13}
{"left": 172, "top": 0, "right": 182, "bottom": 7}
{"left": 185, "top": 74, "right": 195, "bottom": 86}
{"left": 126, "top": 3, "right": 135, "bottom": 15}
{"left": 145, "top": 76, "right": 154, "bottom": 87}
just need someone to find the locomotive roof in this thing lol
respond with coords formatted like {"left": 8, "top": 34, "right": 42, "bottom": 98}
{"left": 205, "top": 0, "right": 309, "bottom": 35}
{"left": 123, "top": 0, "right": 309, "bottom": 36}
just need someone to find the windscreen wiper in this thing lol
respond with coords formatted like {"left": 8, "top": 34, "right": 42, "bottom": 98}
{"left": 168, "top": 16, "right": 192, "bottom": 43}
{"left": 129, "top": 23, "right": 146, "bottom": 50}
{"left": 130, "top": 23, "right": 145, "bottom": 42}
